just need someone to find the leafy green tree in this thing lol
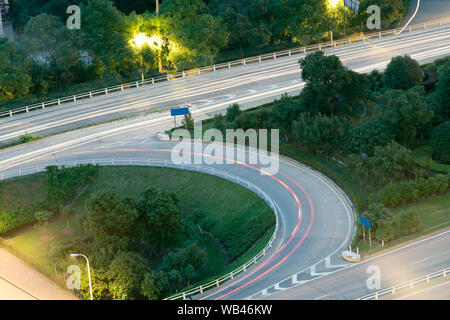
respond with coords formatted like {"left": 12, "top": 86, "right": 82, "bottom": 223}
{"left": 430, "top": 122, "right": 450, "bottom": 164}
{"left": 293, "top": 113, "right": 351, "bottom": 155}
{"left": 350, "top": 120, "right": 394, "bottom": 156}
{"left": 384, "top": 55, "right": 424, "bottom": 90}
{"left": 140, "top": 271, "right": 159, "bottom": 300}
{"left": 378, "top": 88, "right": 433, "bottom": 144}
{"left": 436, "top": 62, "right": 450, "bottom": 119}
{"left": 60, "top": 205, "right": 73, "bottom": 229}
{"left": 375, "top": 218, "right": 396, "bottom": 242}
{"left": 34, "top": 211, "right": 54, "bottom": 234}
{"left": 80, "top": 0, "right": 134, "bottom": 75}
{"left": 107, "top": 251, "right": 150, "bottom": 300}
{"left": 160, "top": 0, "right": 229, "bottom": 69}
{"left": 208, "top": 0, "right": 271, "bottom": 57}
{"left": 138, "top": 188, "right": 181, "bottom": 245}
{"left": 226, "top": 103, "right": 241, "bottom": 123}
{"left": 182, "top": 112, "right": 194, "bottom": 130}
{"left": 85, "top": 190, "right": 139, "bottom": 244}
{"left": 399, "top": 209, "right": 421, "bottom": 235}
{"left": 0, "top": 38, "right": 32, "bottom": 102}
{"left": 22, "top": 13, "right": 81, "bottom": 86}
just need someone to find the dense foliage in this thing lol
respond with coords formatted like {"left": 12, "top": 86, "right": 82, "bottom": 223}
{"left": 2, "top": 0, "right": 409, "bottom": 110}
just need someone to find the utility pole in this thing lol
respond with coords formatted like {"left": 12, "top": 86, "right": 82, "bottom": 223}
{"left": 156, "top": 0, "right": 162, "bottom": 72}
{"left": 343, "top": 0, "right": 346, "bottom": 41}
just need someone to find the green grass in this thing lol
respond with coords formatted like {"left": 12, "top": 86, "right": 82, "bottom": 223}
{"left": 0, "top": 173, "right": 46, "bottom": 212}
{"left": 412, "top": 145, "right": 450, "bottom": 174}
{"left": 1, "top": 166, "right": 275, "bottom": 286}
{"left": 355, "top": 192, "right": 450, "bottom": 255}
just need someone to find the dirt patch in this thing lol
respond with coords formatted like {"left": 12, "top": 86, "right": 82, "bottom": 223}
{"left": 61, "top": 228, "right": 75, "bottom": 236}
{"left": 40, "top": 235, "right": 54, "bottom": 242}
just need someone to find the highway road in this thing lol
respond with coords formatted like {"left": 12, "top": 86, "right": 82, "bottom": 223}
{"left": 261, "top": 230, "right": 450, "bottom": 300}
{"left": 0, "top": 137, "right": 354, "bottom": 300}
{"left": 1, "top": 8, "right": 450, "bottom": 300}
{"left": 409, "top": 0, "right": 450, "bottom": 24}
{"left": 1, "top": 23, "right": 450, "bottom": 145}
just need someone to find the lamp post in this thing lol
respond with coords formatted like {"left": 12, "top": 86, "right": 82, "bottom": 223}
{"left": 70, "top": 253, "right": 93, "bottom": 300}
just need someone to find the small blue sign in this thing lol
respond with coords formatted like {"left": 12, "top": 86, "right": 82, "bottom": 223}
{"left": 170, "top": 107, "right": 189, "bottom": 117}
{"left": 360, "top": 216, "right": 371, "bottom": 229}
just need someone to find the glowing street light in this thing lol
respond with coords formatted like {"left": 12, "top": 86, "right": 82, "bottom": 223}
{"left": 130, "top": 33, "right": 164, "bottom": 77}
{"left": 70, "top": 253, "right": 93, "bottom": 300}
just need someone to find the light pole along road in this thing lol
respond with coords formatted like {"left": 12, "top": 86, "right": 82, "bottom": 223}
{"left": 1, "top": 21, "right": 450, "bottom": 144}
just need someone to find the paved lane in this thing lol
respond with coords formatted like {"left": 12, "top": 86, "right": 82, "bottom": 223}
{"left": 264, "top": 230, "right": 450, "bottom": 300}
{"left": 1, "top": 24, "right": 450, "bottom": 143}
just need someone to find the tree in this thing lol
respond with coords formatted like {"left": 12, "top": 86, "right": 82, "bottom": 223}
{"left": 375, "top": 218, "right": 396, "bottom": 242}
{"left": 34, "top": 211, "right": 54, "bottom": 234}
{"left": 293, "top": 113, "right": 351, "bottom": 155}
{"left": 140, "top": 271, "right": 159, "bottom": 300}
{"left": 378, "top": 88, "right": 434, "bottom": 144}
{"left": 182, "top": 112, "right": 194, "bottom": 130}
{"left": 80, "top": 0, "right": 134, "bottom": 75}
{"left": 384, "top": 55, "right": 424, "bottom": 90}
{"left": 399, "top": 209, "right": 421, "bottom": 235}
{"left": 138, "top": 188, "right": 181, "bottom": 245}
{"left": 226, "top": 103, "right": 241, "bottom": 123}
{"left": 299, "top": 51, "right": 348, "bottom": 116}
{"left": 208, "top": 0, "right": 271, "bottom": 57}
{"left": 22, "top": 13, "right": 81, "bottom": 86}
{"left": 0, "top": 38, "right": 32, "bottom": 103}
{"left": 160, "top": 0, "right": 229, "bottom": 69}
{"left": 430, "top": 121, "right": 450, "bottom": 164}
{"left": 85, "top": 190, "right": 139, "bottom": 244}
{"left": 350, "top": 120, "right": 394, "bottom": 156}
{"left": 436, "top": 62, "right": 450, "bottom": 119}
{"left": 107, "top": 251, "right": 150, "bottom": 300}
{"left": 60, "top": 205, "right": 73, "bottom": 229}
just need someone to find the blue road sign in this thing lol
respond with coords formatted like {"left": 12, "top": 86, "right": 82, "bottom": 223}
{"left": 170, "top": 107, "right": 189, "bottom": 117}
{"left": 360, "top": 216, "right": 371, "bottom": 229}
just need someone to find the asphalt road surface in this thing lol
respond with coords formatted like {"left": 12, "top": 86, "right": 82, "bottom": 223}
{"left": 2, "top": 23, "right": 450, "bottom": 144}
{"left": 263, "top": 230, "right": 450, "bottom": 300}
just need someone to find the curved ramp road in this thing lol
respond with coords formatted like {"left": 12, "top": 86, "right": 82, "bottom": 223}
{"left": 0, "top": 136, "right": 354, "bottom": 300}
{"left": 1, "top": 24, "right": 450, "bottom": 143}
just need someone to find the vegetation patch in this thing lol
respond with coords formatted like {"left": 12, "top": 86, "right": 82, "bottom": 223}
{"left": 0, "top": 165, "right": 275, "bottom": 300}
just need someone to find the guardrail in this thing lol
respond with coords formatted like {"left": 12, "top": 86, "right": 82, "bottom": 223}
{"left": 0, "top": 158, "right": 279, "bottom": 300}
{"left": 1, "top": 16, "right": 450, "bottom": 119}
{"left": 356, "top": 267, "right": 449, "bottom": 300}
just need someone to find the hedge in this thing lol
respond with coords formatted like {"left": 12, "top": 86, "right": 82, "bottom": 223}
{"left": 0, "top": 207, "right": 36, "bottom": 235}
{"left": 379, "top": 174, "right": 450, "bottom": 207}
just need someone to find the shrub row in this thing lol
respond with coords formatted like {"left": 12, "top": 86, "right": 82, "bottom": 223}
{"left": 379, "top": 174, "right": 450, "bottom": 207}
{"left": 220, "top": 210, "right": 275, "bottom": 262}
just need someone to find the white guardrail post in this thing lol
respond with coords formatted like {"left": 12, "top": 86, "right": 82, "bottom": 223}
{"left": 357, "top": 267, "right": 450, "bottom": 300}
{"left": 1, "top": 16, "right": 450, "bottom": 120}
{"left": 0, "top": 158, "right": 279, "bottom": 300}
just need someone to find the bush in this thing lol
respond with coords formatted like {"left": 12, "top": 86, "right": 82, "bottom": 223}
{"left": 0, "top": 207, "right": 36, "bottom": 235}
{"left": 379, "top": 174, "right": 449, "bottom": 207}
{"left": 384, "top": 56, "right": 424, "bottom": 90}
{"left": 430, "top": 122, "right": 450, "bottom": 164}
{"left": 399, "top": 209, "right": 421, "bottom": 235}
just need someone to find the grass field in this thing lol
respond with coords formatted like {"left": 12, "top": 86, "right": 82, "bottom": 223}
{"left": 0, "top": 166, "right": 275, "bottom": 287}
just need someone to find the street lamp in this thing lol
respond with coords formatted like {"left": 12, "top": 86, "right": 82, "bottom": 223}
{"left": 70, "top": 253, "right": 93, "bottom": 300}
{"left": 130, "top": 33, "right": 164, "bottom": 80}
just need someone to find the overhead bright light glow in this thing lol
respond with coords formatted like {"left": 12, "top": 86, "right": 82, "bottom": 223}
{"left": 130, "top": 33, "right": 163, "bottom": 50}
{"left": 328, "top": 0, "right": 340, "bottom": 8}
